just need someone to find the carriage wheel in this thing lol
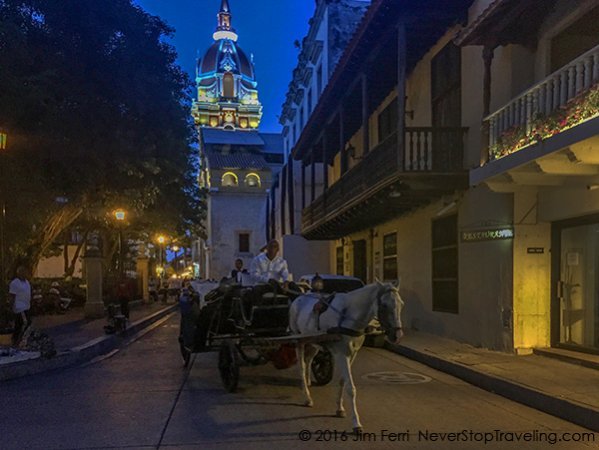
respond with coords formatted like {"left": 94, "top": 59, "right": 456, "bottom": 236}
{"left": 311, "top": 347, "right": 334, "bottom": 386}
{"left": 218, "top": 341, "right": 239, "bottom": 392}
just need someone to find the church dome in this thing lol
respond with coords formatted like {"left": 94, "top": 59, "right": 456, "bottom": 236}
{"left": 200, "top": 39, "right": 255, "bottom": 81}
{"left": 192, "top": 0, "right": 262, "bottom": 131}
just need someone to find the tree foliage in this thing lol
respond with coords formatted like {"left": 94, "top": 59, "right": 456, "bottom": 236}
{"left": 0, "top": 0, "right": 204, "bottom": 275}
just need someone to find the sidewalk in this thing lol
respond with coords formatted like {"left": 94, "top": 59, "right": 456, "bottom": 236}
{"left": 0, "top": 301, "right": 178, "bottom": 381}
{"left": 34, "top": 301, "right": 169, "bottom": 350}
{"left": 388, "top": 331, "right": 599, "bottom": 432}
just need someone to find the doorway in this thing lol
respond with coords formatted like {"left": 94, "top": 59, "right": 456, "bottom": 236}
{"left": 353, "top": 240, "right": 367, "bottom": 283}
{"left": 553, "top": 217, "right": 599, "bottom": 352}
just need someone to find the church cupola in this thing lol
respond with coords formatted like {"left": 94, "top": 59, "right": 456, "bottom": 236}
{"left": 214, "top": 0, "right": 238, "bottom": 42}
{"left": 192, "top": 0, "right": 262, "bottom": 131}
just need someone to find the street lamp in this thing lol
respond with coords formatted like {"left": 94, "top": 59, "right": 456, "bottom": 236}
{"left": 0, "top": 129, "right": 8, "bottom": 291}
{"left": 156, "top": 235, "right": 166, "bottom": 278}
{"left": 114, "top": 209, "right": 126, "bottom": 275}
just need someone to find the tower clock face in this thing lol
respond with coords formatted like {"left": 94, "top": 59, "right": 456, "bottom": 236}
{"left": 224, "top": 112, "right": 234, "bottom": 123}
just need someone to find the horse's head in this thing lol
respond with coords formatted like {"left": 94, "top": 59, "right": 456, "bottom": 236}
{"left": 375, "top": 280, "right": 404, "bottom": 344}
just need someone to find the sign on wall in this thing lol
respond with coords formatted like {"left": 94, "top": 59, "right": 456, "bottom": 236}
{"left": 461, "top": 227, "right": 514, "bottom": 243}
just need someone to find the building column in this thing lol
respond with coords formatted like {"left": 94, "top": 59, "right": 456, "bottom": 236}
{"left": 288, "top": 160, "right": 295, "bottom": 234}
{"left": 339, "top": 110, "right": 347, "bottom": 175}
{"left": 322, "top": 136, "right": 328, "bottom": 191}
{"left": 310, "top": 151, "right": 316, "bottom": 203}
{"left": 512, "top": 188, "right": 551, "bottom": 354}
{"left": 84, "top": 247, "right": 104, "bottom": 319}
{"left": 362, "top": 74, "right": 370, "bottom": 155}
{"left": 136, "top": 256, "right": 149, "bottom": 303}
{"left": 396, "top": 22, "right": 407, "bottom": 170}
{"left": 301, "top": 160, "right": 306, "bottom": 209}
{"left": 265, "top": 195, "right": 271, "bottom": 244}
{"left": 281, "top": 164, "right": 287, "bottom": 236}
{"left": 481, "top": 45, "right": 495, "bottom": 166}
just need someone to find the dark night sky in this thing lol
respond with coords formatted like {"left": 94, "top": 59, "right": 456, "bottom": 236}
{"left": 134, "top": 0, "right": 316, "bottom": 133}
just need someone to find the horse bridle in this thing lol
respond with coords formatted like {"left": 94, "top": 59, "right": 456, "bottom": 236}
{"left": 376, "top": 286, "right": 402, "bottom": 334}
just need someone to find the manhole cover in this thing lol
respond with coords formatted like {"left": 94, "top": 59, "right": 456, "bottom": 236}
{"left": 362, "top": 371, "right": 432, "bottom": 384}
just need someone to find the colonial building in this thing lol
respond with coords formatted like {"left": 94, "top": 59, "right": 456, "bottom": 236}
{"left": 294, "top": 0, "right": 599, "bottom": 355}
{"left": 266, "top": 0, "right": 370, "bottom": 280}
{"left": 193, "top": 0, "right": 283, "bottom": 280}
{"left": 459, "top": 0, "right": 599, "bottom": 354}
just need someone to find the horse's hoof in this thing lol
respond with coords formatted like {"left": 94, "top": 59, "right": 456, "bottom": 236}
{"left": 353, "top": 427, "right": 363, "bottom": 435}
{"left": 304, "top": 400, "right": 314, "bottom": 407}
{"left": 336, "top": 410, "right": 346, "bottom": 418}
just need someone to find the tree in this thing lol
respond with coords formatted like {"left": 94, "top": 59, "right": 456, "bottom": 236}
{"left": 0, "top": 0, "right": 204, "bottom": 276}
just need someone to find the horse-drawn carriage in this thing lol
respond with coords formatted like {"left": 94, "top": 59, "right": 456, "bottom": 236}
{"left": 179, "top": 279, "right": 338, "bottom": 392}
{"left": 180, "top": 277, "right": 405, "bottom": 433}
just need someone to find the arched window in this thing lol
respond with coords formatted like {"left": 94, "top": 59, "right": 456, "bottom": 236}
{"left": 221, "top": 172, "right": 238, "bottom": 187}
{"left": 223, "top": 73, "right": 234, "bottom": 98}
{"left": 245, "top": 173, "right": 261, "bottom": 188}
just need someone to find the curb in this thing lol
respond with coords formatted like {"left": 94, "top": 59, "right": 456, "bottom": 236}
{"left": 386, "top": 342, "right": 599, "bottom": 432}
{"left": 0, "top": 304, "right": 178, "bottom": 382}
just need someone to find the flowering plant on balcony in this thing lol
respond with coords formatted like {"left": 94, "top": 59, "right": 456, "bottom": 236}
{"left": 490, "top": 84, "right": 599, "bottom": 160}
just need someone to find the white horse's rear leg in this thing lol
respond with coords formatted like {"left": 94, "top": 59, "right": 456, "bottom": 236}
{"left": 297, "top": 343, "right": 313, "bottom": 407}
{"left": 304, "top": 344, "right": 318, "bottom": 387}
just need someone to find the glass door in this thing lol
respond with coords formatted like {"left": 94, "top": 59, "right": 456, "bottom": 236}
{"left": 559, "top": 224, "right": 599, "bottom": 349}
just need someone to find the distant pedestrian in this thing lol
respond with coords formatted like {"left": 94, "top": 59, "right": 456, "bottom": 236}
{"left": 9, "top": 266, "right": 32, "bottom": 347}
{"left": 116, "top": 276, "right": 132, "bottom": 320}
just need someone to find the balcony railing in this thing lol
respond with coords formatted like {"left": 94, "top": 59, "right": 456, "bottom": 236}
{"left": 301, "top": 127, "right": 467, "bottom": 232}
{"left": 486, "top": 43, "right": 599, "bottom": 160}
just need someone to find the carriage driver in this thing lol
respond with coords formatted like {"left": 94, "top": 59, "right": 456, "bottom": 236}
{"left": 245, "top": 239, "right": 300, "bottom": 309}
{"left": 249, "top": 239, "right": 290, "bottom": 288}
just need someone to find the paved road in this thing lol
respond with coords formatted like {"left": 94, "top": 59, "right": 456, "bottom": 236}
{"left": 0, "top": 315, "right": 596, "bottom": 450}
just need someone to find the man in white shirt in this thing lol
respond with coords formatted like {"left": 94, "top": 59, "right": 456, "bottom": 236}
{"left": 9, "top": 266, "right": 32, "bottom": 346}
{"left": 250, "top": 240, "right": 290, "bottom": 287}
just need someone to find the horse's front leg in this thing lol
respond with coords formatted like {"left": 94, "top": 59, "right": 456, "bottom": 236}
{"left": 335, "top": 349, "right": 363, "bottom": 432}
{"left": 336, "top": 378, "right": 346, "bottom": 418}
{"left": 296, "top": 343, "right": 313, "bottom": 407}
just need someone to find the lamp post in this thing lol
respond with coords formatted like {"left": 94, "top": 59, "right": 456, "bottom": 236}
{"left": 114, "top": 209, "right": 126, "bottom": 275}
{"left": 171, "top": 245, "right": 180, "bottom": 275}
{"left": 157, "top": 235, "right": 166, "bottom": 279}
{"left": 0, "top": 129, "right": 8, "bottom": 293}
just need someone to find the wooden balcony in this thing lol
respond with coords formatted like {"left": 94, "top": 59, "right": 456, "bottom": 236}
{"left": 301, "top": 127, "right": 468, "bottom": 239}
{"left": 486, "top": 43, "right": 599, "bottom": 162}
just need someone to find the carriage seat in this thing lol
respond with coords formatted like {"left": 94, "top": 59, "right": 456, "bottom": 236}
{"left": 260, "top": 292, "right": 290, "bottom": 305}
{"left": 237, "top": 288, "right": 290, "bottom": 330}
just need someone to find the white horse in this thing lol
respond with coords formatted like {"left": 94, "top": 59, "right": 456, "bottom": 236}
{"left": 289, "top": 281, "right": 404, "bottom": 432}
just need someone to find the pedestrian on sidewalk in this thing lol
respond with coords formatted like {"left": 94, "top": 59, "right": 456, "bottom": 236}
{"left": 9, "top": 266, "right": 32, "bottom": 347}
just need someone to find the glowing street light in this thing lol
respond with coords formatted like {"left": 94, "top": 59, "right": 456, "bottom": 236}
{"left": 113, "top": 209, "right": 127, "bottom": 275}
{"left": 114, "top": 209, "right": 126, "bottom": 221}
{"left": 156, "top": 235, "right": 167, "bottom": 278}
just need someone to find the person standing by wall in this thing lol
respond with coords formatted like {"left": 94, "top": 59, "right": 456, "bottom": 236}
{"left": 9, "top": 266, "right": 32, "bottom": 347}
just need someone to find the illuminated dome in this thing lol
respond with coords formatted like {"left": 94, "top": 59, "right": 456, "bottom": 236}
{"left": 199, "top": 40, "right": 256, "bottom": 83}
{"left": 192, "top": 0, "right": 262, "bottom": 131}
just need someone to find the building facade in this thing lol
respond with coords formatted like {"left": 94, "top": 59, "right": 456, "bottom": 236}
{"left": 193, "top": 0, "right": 283, "bottom": 280}
{"left": 266, "top": 0, "right": 370, "bottom": 280}
{"left": 293, "top": 0, "right": 599, "bottom": 354}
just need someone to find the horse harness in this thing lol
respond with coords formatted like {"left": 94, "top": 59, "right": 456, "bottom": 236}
{"left": 311, "top": 287, "right": 392, "bottom": 337}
